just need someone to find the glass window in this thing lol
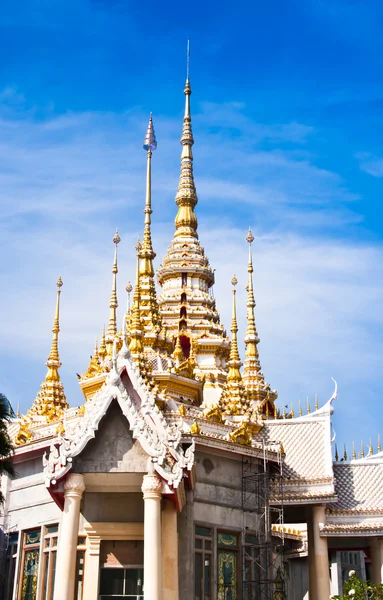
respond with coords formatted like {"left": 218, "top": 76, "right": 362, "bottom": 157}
{"left": 20, "top": 530, "right": 41, "bottom": 600}
{"left": 99, "top": 568, "right": 143, "bottom": 599}
{"left": 218, "top": 531, "right": 239, "bottom": 600}
{"left": 194, "top": 525, "right": 212, "bottom": 600}
{"left": 41, "top": 524, "right": 59, "bottom": 600}
{"left": 4, "top": 532, "right": 18, "bottom": 600}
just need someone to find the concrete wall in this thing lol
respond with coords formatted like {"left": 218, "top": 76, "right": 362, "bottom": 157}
{"left": 286, "top": 558, "right": 309, "bottom": 600}
{"left": 81, "top": 492, "right": 144, "bottom": 525}
{"left": 178, "top": 449, "right": 262, "bottom": 600}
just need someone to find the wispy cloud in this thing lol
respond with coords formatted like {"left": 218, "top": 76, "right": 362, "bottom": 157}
{"left": 357, "top": 152, "right": 383, "bottom": 178}
{"left": 0, "top": 88, "right": 381, "bottom": 448}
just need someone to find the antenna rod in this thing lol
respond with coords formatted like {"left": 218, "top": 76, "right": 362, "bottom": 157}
{"left": 187, "top": 38, "right": 190, "bottom": 80}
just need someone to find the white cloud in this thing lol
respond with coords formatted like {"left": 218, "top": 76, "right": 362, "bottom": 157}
{"left": 0, "top": 91, "right": 381, "bottom": 449}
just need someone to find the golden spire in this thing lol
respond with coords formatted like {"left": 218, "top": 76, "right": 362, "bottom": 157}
{"left": 369, "top": 438, "right": 373, "bottom": 456}
{"left": 99, "top": 326, "right": 107, "bottom": 361}
{"left": 106, "top": 230, "right": 121, "bottom": 349}
{"left": 27, "top": 277, "right": 69, "bottom": 423}
{"left": 242, "top": 229, "right": 277, "bottom": 413}
{"left": 219, "top": 276, "right": 249, "bottom": 415}
{"left": 378, "top": 434, "right": 381, "bottom": 453}
{"left": 352, "top": 441, "right": 356, "bottom": 459}
{"left": 174, "top": 40, "right": 198, "bottom": 239}
{"left": 129, "top": 240, "right": 144, "bottom": 355}
{"left": 344, "top": 444, "right": 348, "bottom": 460}
{"left": 138, "top": 114, "right": 162, "bottom": 336}
{"left": 307, "top": 396, "right": 311, "bottom": 414}
{"left": 315, "top": 394, "right": 319, "bottom": 411}
{"left": 140, "top": 113, "right": 157, "bottom": 276}
{"left": 335, "top": 444, "right": 339, "bottom": 461}
{"left": 85, "top": 338, "right": 103, "bottom": 379}
{"left": 298, "top": 399, "right": 302, "bottom": 417}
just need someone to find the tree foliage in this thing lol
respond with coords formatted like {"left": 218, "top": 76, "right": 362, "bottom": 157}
{"left": 0, "top": 393, "right": 15, "bottom": 504}
{"left": 333, "top": 571, "right": 383, "bottom": 600}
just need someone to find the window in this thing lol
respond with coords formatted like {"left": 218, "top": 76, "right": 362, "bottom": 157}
{"left": 75, "top": 537, "right": 87, "bottom": 600}
{"left": 4, "top": 532, "right": 18, "bottom": 600}
{"left": 182, "top": 273, "right": 187, "bottom": 287}
{"left": 19, "top": 529, "right": 41, "bottom": 600}
{"left": 195, "top": 526, "right": 212, "bottom": 600}
{"left": 41, "top": 525, "right": 58, "bottom": 600}
{"left": 217, "top": 532, "right": 239, "bottom": 600}
{"left": 99, "top": 568, "right": 143, "bottom": 599}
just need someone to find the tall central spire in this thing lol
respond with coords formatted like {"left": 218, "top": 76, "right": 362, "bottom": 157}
{"left": 174, "top": 40, "right": 198, "bottom": 239}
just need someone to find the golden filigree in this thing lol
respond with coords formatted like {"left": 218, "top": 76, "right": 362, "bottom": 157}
{"left": 14, "top": 419, "right": 33, "bottom": 446}
{"left": 228, "top": 421, "right": 252, "bottom": 446}
{"left": 204, "top": 404, "right": 224, "bottom": 424}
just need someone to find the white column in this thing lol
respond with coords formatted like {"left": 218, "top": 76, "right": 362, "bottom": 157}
{"left": 53, "top": 473, "right": 85, "bottom": 600}
{"left": 370, "top": 537, "right": 383, "bottom": 584}
{"left": 142, "top": 471, "right": 162, "bottom": 600}
{"left": 162, "top": 499, "right": 179, "bottom": 600}
{"left": 83, "top": 535, "right": 101, "bottom": 599}
{"left": 312, "top": 505, "right": 330, "bottom": 600}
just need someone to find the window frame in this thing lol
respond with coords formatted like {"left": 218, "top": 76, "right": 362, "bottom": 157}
{"left": 194, "top": 525, "right": 213, "bottom": 600}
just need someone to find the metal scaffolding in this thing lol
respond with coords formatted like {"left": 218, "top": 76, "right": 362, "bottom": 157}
{"left": 242, "top": 443, "right": 285, "bottom": 600}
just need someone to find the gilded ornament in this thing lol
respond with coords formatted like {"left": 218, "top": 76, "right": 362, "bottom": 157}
{"left": 190, "top": 420, "right": 201, "bottom": 435}
{"left": 178, "top": 404, "right": 187, "bottom": 416}
{"left": 204, "top": 404, "right": 223, "bottom": 424}
{"left": 228, "top": 422, "right": 252, "bottom": 446}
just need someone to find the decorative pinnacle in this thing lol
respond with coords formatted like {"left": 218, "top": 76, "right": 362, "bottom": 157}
{"left": 143, "top": 113, "right": 157, "bottom": 152}
{"left": 107, "top": 230, "right": 120, "bottom": 339}
{"left": 140, "top": 115, "right": 157, "bottom": 280}
{"left": 228, "top": 275, "right": 241, "bottom": 366}
{"left": 129, "top": 240, "right": 144, "bottom": 355}
{"left": 246, "top": 228, "right": 255, "bottom": 244}
{"left": 126, "top": 281, "right": 133, "bottom": 313}
{"left": 47, "top": 276, "right": 63, "bottom": 365}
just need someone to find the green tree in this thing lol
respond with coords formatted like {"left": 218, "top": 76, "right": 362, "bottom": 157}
{"left": 333, "top": 571, "right": 383, "bottom": 600}
{"left": 0, "top": 393, "right": 15, "bottom": 503}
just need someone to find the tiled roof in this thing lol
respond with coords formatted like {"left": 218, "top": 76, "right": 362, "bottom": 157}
{"left": 261, "top": 414, "right": 333, "bottom": 478}
{"left": 329, "top": 460, "right": 383, "bottom": 514}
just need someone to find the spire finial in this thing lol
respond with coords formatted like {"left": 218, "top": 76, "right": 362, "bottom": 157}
{"left": 99, "top": 325, "right": 107, "bottom": 361}
{"left": 369, "top": 438, "right": 373, "bottom": 456}
{"left": 335, "top": 444, "right": 339, "bottom": 461}
{"left": 126, "top": 281, "right": 133, "bottom": 313}
{"left": 186, "top": 38, "right": 191, "bottom": 81}
{"left": 298, "top": 399, "right": 302, "bottom": 417}
{"left": 139, "top": 115, "right": 162, "bottom": 335}
{"left": 378, "top": 433, "right": 381, "bottom": 453}
{"left": 360, "top": 441, "right": 365, "bottom": 458}
{"left": 129, "top": 240, "right": 144, "bottom": 355}
{"left": 243, "top": 229, "right": 277, "bottom": 414}
{"left": 174, "top": 47, "right": 198, "bottom": 239}
{"left": 344, "top": 444, "right": 348, "bottom": 460}
{"left": 107, "top": 230, "right": 120, "bottom": 343}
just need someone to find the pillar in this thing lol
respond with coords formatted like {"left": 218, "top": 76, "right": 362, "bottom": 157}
{"left": 370, "top": 537, "right": 383, "bottom": 584}
{"left": 162, "top": 498, "right": 179, "bottom": 600}
{"left": 307, "top": 513, "right": 317, "bottom": 600}
{"left": 308, "top": 505, "right": 330, "bottom": 600}
{"left": 53, "top": 473, "right": 85, "bottom": 600}
{"left": 142, "top": 471, "right": 162, "bottom": 600}
{"left": 83, "top": 534, "right": 101, "bottom": 599}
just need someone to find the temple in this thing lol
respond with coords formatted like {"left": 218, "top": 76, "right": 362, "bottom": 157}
{"left": 1, "top": 56, "right": 383, "bottom": 600}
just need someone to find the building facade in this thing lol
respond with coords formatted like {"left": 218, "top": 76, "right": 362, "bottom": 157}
{"left": 1, "top": 71, "right": 383, "bottom": 600}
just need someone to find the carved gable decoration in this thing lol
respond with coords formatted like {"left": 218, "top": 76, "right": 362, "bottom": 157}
{"left": 43, "top": 346, "right": 195, "bottom": 489}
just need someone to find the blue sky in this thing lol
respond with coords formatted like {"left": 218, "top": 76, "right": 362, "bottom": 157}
{"left": 1, "top": 0, "right": 383, "bottom": 455}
